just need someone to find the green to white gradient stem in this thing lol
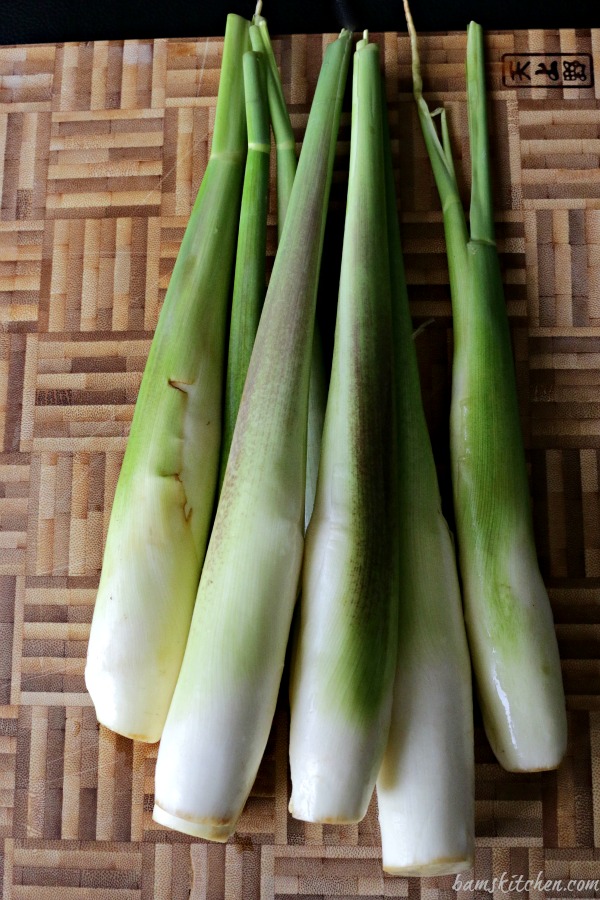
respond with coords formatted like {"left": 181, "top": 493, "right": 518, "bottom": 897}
{"left": 404, "top": 1, "right": 567, "bottom": 772}
{"left": 152, "top": 30, "right": 353, "bottom": 841}
{"left": 84, "top": 14, "right": 249, "bottom": 743}
{"left": 219, "top": 49, "right": 270, "bottom": 485}
{"left": 288, "top": 34, "right": 398, "bottom": 825}
{"left": 250, "top": 8, "right": 327, "bottom": 529}
{"left": 375, "top": 84, "right": 474, "bottom": 876}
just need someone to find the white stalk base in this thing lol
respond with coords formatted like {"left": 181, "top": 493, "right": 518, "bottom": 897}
{"left": 376, "top": 511, "right": 474, "bottom": 877}
{"left": 289, "top": 703, "right": 390, "bottom": 824}
{"left": 383, "top": 858, "right": 473, "bottom": 878}
{"left": 376, "top": 658, "right": 474, "bottom": 877}
{"left": 153, "top": 804, "right": 232, "bottom": 842}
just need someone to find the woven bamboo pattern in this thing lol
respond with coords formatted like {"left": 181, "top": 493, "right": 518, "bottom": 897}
{"left": 0, "top": 26, "right": 599, "bottom": 899}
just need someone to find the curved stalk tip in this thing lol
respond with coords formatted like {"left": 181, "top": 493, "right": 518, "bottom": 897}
{"left": 402, "top": 0, "right": 423, "bottom": 99}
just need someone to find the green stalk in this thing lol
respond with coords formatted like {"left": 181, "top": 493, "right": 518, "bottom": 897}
{"left": 403, "top": 2, "right": 567, "bottom": 772}
{"left": 403, "top": 7, "right": 469, "bottom": 301}
{"left": 153, "top": 30, "right": 353, "bottom": 841}
{"left": 85, "top": 14, "right": 249, "bottom": 743}
{"left": 375, "top": 81, "right": 474, "bottom": 876}
{"left": 219, "top": 50, "right": 270, "bottom": 485}
{"left": 467, "top": 23, "right": 495, "bottom": 245}
{"left": 304, "top": 325, "right": 327, "bottom": 525}
{"left": 289, "top": 33, "right": 398, "bottom": 825}
{"left": 250, "top": 9, "right": 296, "bottom": 241}
{"left": 250, "top": 8, "right": 327, "bottom": 529}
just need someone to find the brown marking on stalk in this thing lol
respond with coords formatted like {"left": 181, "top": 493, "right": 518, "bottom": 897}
{"left": 165, "top": 379, "right": 195, "bottom": 521}
{"left": 166, "top": 472, "right": 192, "bottom": 522}
{"left": 124, "top": 732, "right": 159, "bottom": 744}
{"left": 383, "top": 854, "right": 473, "bottom": 876}
{"left": 156, "top": 803, "right": 234, "bottom": 832}
{"left": 168, "top": 378, "right": 193, "bottom": 393}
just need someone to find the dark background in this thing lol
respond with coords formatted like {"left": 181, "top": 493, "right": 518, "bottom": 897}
{"left": 1, "top": 0, "right": 598, "bottom": 46}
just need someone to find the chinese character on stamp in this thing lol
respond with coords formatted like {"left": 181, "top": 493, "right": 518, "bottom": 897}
{"left": 502, "top": 53, "right": 593, "bottom": 88}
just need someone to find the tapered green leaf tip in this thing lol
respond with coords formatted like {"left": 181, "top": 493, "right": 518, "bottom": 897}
{"left": 402, "top": 0, "right": 423, "bottom": 99}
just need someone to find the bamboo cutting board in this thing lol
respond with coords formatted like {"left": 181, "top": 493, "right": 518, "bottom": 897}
{"left": 1, "top": 25, "right": 600, "bottom": 899}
